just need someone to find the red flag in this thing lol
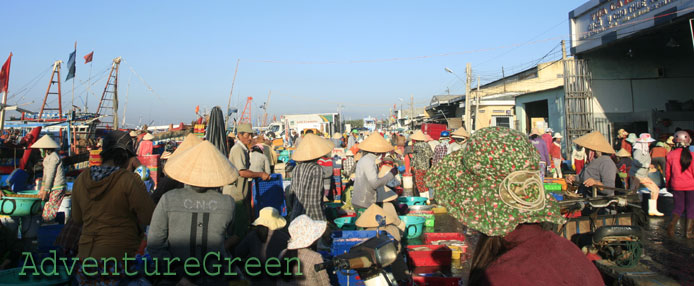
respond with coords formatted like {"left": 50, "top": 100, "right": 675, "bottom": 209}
{"left": 83, "top": 51, "right": 94, "bottom": 64}
{"left": 195, "top": 105, "right": 200, "bottom": 114}
{"left": 0, "top": 53, "right": 11, "bottom": 93}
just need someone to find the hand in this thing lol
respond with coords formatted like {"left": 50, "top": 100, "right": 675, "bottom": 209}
{"left": 38, "top": 190, "right": 49, "bottom": 201}
{"left": 261, "top": 173, "right": 271, "bottom": 181}
{"left": 565, "top": 175, "right": 575, "bottom": 184}
{"left": 390, "top": 167, "right": 399, "bottom": 176}
{"left": 583, "top": 178, "right": 602, "bottom": 187}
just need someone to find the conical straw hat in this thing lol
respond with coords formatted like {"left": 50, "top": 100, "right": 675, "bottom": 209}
{"left": 164, "top": 141, "right": 239, "bottom": 187}
{"left": 356, "top": 204, "right": 397, "bottom": 228}
{"left": 31, "top": 135, "right": 59, "bottom": 149}
{"left": 615, "top": 149, "right": 631, "bottom": 157}
{"left": 359, "top": 133, "right": 394, "bottom": 153}
{"left": 451, "top": 128, "right": 470, "bottom": 138}
{"left": 292, "top": 133, "right": 335, "bottom": 161}
{"left": 143, "top": 133, "right": 154, "bottom": 141}
{"left": 332, "top": 133, "right": 342, "bottom": 140}
{"left": 171, "top": 134, "right": 203, "bottom": 158}
{"left": 573, "top": 131, "right": 615, "bottom": 154}
{"left": 410, "top": 130, "right": 427, "bottom": 141}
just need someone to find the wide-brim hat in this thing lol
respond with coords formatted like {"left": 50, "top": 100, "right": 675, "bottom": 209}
{"left": 530, "top": 128, "right": 542, "bottom": 136}
{"left": 618, "top": 129, "right": 628, "bottom": 137}
{"left": 615, "top": 149, "right": 631, "bottom": 157}
{"left": 625, "top": 133, "right": 637, "bottom": 143}
{"left": 143, "top": 133, "right": 154, "bottom": 141}
{"left": 451, "top": 128, "right": 470, "bottom": 139}
{"left": 227, "top": 132, "right": 236, "bottom": 138}
{"left": 171, "top": 134, "right": 203, "bottom": 158}
{"left": 129, "top": 131, "right": 138, "bottom": 137}
{"left": 292, "top": 134, "right": 335, "bottom": 161}
{"left": 237, "top": 123, "right": 254, "bottom": 134}
{"left": 666, "top": 136, "right": 674, "bottom": 145}
{"left": 636, "top": 133, "right": 655, "bottom": 143}
{"left": 356, "top": 204, "right": 398, "bottom": 228}
{"left": 31, "top": 135, "right": 59, "bottom": 149}
{"left": 287, "top": 215, "right": 327, "bottom": 250}
{"left": 552, "top": 132, "right": 563, "bottom": 139}
{"left": 377, "top": 187, "right": 398, "bottom": 203}
{"left": 573, "top": 131, "right": 616, "bottom": 154}
{"left": 253, "top": 207, "right": 287, "bottom": 230}
{"left": 424, "top": 126, "right": 566, "bottom": 237}
{"left": 359, "top": 133, "right": 394, "bottom": 153}
{"left": 332, "top": 133, "right": 342, "bottom": 140}
{"left": 410, "top": 130, "right": 427, "bottom": 141}
{"left": 164, "top": 141, "right": 239, "bottom": 187}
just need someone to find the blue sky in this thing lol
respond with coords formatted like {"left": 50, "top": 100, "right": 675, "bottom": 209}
{"left": 3, "top": 1, "right": 585, "bottom": 126}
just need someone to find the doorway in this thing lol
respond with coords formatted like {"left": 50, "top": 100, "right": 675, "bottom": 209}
{"left": 524, "top": 100, "right": 549, "bottom": 133}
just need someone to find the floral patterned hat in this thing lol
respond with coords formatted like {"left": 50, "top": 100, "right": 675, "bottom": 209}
{"left": 425, "top": 126, "right": 566, "bottom": 237}
{"left": 287, "top": 215, "right": 327, "bottom": 250}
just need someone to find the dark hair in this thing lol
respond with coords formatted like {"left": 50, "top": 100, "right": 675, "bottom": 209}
{"left": 679, "top": 146, "right": 692, "bottom": 172}
{"left": 251, "top": 146, "right": 263, "bottom": 153}
{"left": 255, "top": 225, "right": 269, "bottom": 242}
{"left": 101, "top": 148, "right": 132, "bottom": 168}
{"left": 529, "top": 134, "right": 539, "bottom": 140}
{"left": 304, "top": 129, "right": 314, "bottom": 135}
{"left": 469, "top": 234, "right": 512, "bottom": 285}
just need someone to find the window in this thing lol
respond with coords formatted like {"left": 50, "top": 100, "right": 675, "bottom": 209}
{"left": 495, "top": 116, "right": 511, "bottom": 128}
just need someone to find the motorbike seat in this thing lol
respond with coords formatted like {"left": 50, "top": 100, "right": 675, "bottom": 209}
{"left": 592, "top": 225, "right": 642, "bottom": 243}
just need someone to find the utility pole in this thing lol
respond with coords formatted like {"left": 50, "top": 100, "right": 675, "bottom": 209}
{"left": 410, "top": 94, "right": 414, "bottom": 130}
{"left": 464, "top": 63, "right": 472, "bottom": 132}
{"left": 502, "top": 66, "right": 506, "bottom": 93}
{"left": 475, "top": 76, "right": 480, "bottom": 131}
{"left": 561, "top": 40, "right": 567, "bottom": 60}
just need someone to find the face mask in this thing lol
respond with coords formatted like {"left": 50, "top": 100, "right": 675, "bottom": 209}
{"left": 40, "top": 149, "right": 47, "bottom": 158}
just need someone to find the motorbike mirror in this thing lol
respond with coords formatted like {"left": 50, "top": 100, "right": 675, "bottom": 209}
{"left": 375, "top": 215, "right": 386, "bottom": 228}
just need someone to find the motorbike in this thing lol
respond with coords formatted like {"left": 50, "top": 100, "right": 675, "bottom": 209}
{"left": 559, "top": 185, "right": 644, "bottom": 267}
{"left": 315, "top": 215, "right": 400, "bottom": 286}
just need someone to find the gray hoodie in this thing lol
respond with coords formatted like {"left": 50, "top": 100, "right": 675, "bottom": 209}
{"left": 147, "top": 186, "right": 235, "bottom": 272}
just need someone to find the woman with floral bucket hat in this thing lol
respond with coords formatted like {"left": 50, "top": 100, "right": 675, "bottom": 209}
{"left": 278, "top": 215, "right": 330, "bottom": 286}
{"left": 426, "top": 127, "right": 603, "bottom": 286}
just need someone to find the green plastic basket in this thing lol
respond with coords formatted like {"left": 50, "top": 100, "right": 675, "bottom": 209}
{"left": 543, "top": 183, "right": 562, "bottom": 192}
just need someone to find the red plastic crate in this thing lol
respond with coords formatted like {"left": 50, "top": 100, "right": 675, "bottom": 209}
{"left": 411, "top": 276, "right": 462, "bottom": 286}
{"left": 406, "top": 245, "right": 452, "bottom": 267}
{"left": 421, "top": 233, "right": 465, "bottom": 245}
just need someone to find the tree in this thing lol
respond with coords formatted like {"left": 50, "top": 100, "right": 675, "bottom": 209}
{"left": 346, "top": 119, "right": 364, "bottom": 129}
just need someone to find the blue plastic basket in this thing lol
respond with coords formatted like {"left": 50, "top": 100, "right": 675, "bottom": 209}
{"left": 252, "top": 174, "right": 287, "bottom": 218}
{"left": 37, "top": 224, "right": 64, "bottom": 253}
{"left": 330, "top": 230, "right": 393, "bottom": 286}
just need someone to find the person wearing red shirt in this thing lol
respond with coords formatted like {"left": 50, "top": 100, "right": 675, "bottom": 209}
{"left": 665, "top": 131, "right": 694, "bottom": 239}
{"left": 549, "top": 133, "right": 564, "bottom": 178}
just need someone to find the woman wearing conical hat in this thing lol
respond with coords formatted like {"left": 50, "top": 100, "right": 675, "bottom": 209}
{"left": 565, "top": 131, "right": 619, "bottom": 196}
{"left": 408, "top": 130, "right": 433, "bottom": 197}
{"left": 288, "top": 133, "right": 335, "bottom": 222}
{"left": 31, "top": 135, "right": 66, "bottom": 222}
{"left": 352, "top": 133, "right": 397, "bottom": 210}
{"left": 148, "top": 141, "right": 239, "bottom": 286}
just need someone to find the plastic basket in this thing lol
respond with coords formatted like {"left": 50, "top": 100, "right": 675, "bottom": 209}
{"left": 406, "top": 245, "right": 452, "bottom": 267}
{"left": 0, "top": 265, "right": 70, "bottom": 286}
{"left": 421, "top": 233, "right": 465, "bottom": 244}
{"left": 37, "top": 224, "right": 64, "bottom": 253}
{"left": 544, "top": 183, "right": 562, "bottom": 192}
{"left": 252, "top": 174, "right": 287, "bottom": 218}
{"left": 411, "top": 276, "right": 462, "bottom": 286}
{"left": 407, "top": 211, "right": 435, "bottom": 227}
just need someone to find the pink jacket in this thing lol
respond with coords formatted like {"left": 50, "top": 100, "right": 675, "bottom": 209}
{"left": 666, "top": 148, "right": 694, "bottom": 191}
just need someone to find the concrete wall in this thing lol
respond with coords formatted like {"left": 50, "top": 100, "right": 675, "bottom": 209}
{"left": 476, "top": 105, "right": 515, "bottom": 129}
{"left": 478, "top": 60, "right": 566, "bottom": 97}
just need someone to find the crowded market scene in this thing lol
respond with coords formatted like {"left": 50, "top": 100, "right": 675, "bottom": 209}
{"left": 2, "top": 1, "right": 694, "bottom": 285}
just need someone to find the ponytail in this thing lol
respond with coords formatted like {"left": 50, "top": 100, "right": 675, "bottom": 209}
{"left": 680, "top": 146, "right": 692, "bottom": 172}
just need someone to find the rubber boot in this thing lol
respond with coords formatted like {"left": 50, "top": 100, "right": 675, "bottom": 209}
{"left": 648, "top": 199, "right": 664, "bottom": 216}
{"left": 687, "top": 219, "right": 694, "bottom": 239}
{"left": 667, "top": 214, "right": 680, "bottom": 237}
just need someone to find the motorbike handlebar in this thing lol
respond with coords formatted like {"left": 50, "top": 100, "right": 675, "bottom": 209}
{"left": 314, "top": 258, "right": 349, "bottom": 272}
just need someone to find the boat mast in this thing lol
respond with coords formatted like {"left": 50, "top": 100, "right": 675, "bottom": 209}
{"left": 38, "top": 60, "right": 64, "bottom": 121}
{"left": 96, "top": 57, "right": 121, "bottom": 130}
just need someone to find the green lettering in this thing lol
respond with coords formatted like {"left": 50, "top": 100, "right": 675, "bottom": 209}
{"left": 143, "top": 256, "right": 159, "bottom": 276}
{"left": 122, "top": 252, "right": 137, "bottom": 276}
{"left": 265, "top": 257, "right": 281, "bottom": 276}
{"left": 245, "top": 257, "right": 261, "bottom": 276}
{"left": 40, "top": 250, "right": 58, "bottom": 276}
{"left": 59, "top": 256, "right": 79, "bottom": 276}
{"left": 283, "top": 256, "right": 301, "bottom": 275}
{"left": 101, "top": 257, "right": 119, "bottom": 276}
{"left": 82, "top": 258, "right": 99, "bottom": 277}
{"left": 184, "top": 257, "right": 200, "bottom": 276}
{"left": 163, "top": 257, "right": 180, "bottom": 276}
{"left": 224, "top": 256, "right": 241, "bottom": 277}
{"left": 18, "top": 253, "right": 38, "bottom": 276}
{"left": 204, "top": 252, "right": 221, "bottom": 276}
